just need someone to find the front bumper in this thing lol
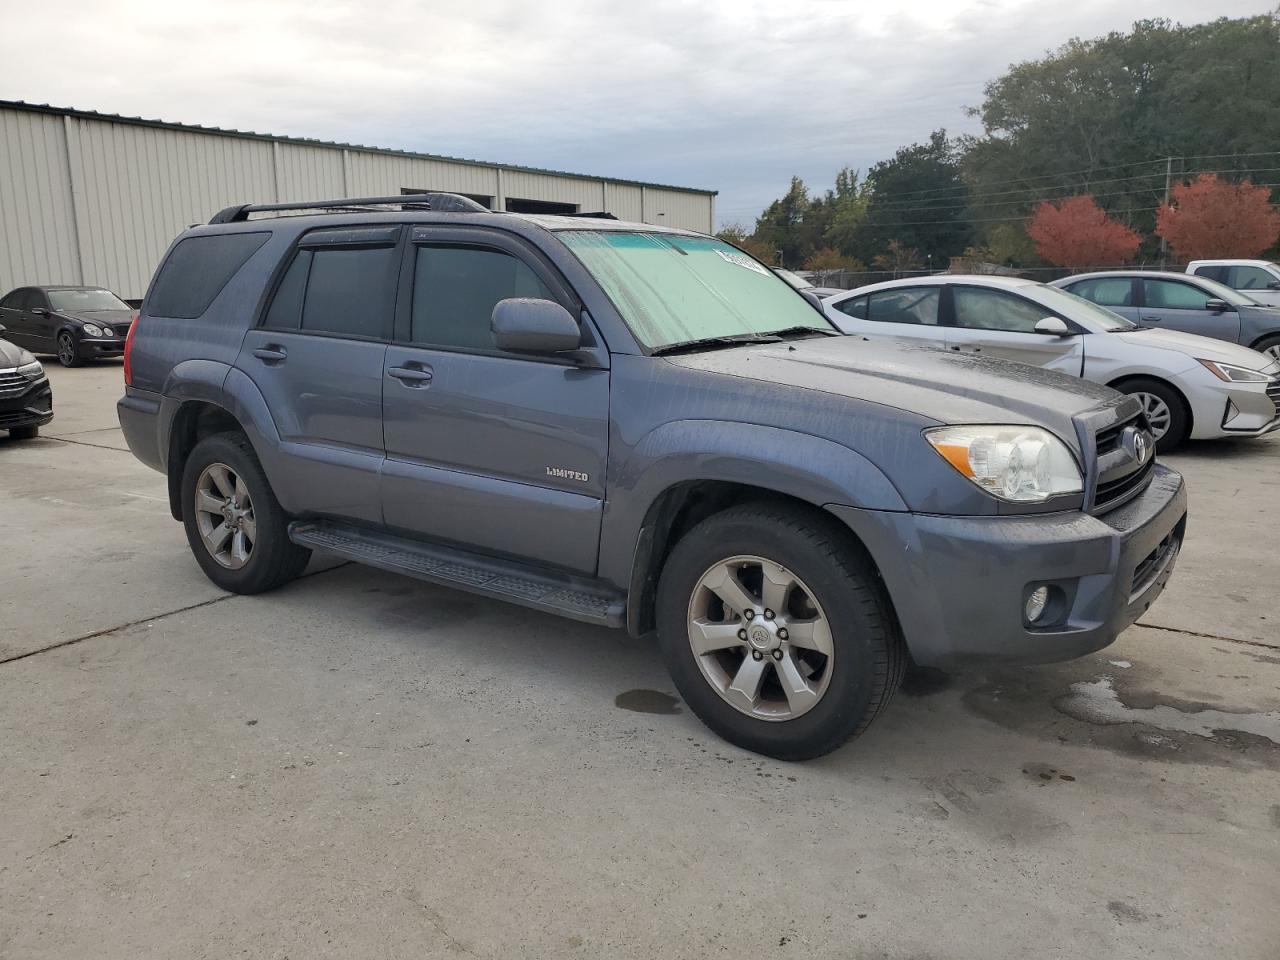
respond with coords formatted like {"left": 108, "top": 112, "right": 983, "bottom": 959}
{"left": 76, "top": 337, "right": 126, "bottom": 359}
{"left": 0, "top": 379, "right": 54, "bottom": 431}
{"left": 1187, "top": 372, "right": 1279, "bottom": 438}
{"left": 830, "top": 464, "right": 1187, "bottom": 668}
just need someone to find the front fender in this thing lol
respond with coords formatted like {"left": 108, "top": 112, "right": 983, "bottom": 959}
{"left": 597, "top": 419, "right": 907, "bottom": 589}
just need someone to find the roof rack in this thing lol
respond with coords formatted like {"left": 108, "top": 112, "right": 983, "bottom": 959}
{"left": 209, "top": 192, "right": 490, "bottom": 224}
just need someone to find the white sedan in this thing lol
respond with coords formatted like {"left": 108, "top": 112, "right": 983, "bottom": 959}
{"left": 823, "top": 275, "right": 1280, "bottom": 451}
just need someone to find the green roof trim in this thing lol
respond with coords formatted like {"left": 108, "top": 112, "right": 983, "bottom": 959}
{"left": 0, "top": 99, "right": 717, "bottom": 197}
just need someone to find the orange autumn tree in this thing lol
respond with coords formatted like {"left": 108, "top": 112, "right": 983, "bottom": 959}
{"left": 1026, "top": 195, "right": 1141, "bottom": 268}
{"left": 1156, "top": 173, "right": 1280, "bottom": 260}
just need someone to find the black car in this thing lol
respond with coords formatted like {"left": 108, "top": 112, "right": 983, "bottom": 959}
{"left": 0, "top": 328, "right": 52, "bottom": 439}
{"left": 0, "top": 285, "right": 135, "bottom": 367}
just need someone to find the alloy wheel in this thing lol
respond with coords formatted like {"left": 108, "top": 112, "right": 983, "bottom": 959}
{"left": 1133, "top": 392, "right": 1172, "bottom": 441}
{"left": 686, "top": 555, "right": 834, "bottom": 721}
{"left": 57, "top": 334, "right": 76, "bottom": 367}
{"left": 194, "top": 462, "right": 256, "bottom": 570}
{"left": 1264, "top": 343, "right": 1280, "bottom": 362}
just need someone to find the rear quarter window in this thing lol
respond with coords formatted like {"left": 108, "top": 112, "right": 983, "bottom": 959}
{"left": 146, "top": 232, "right": 270, "bottom": 319}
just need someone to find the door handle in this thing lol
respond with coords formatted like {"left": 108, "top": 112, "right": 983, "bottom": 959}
{"left": 253, "top": 345, "right": 287, "bottom": 363}
{"left": 1143, "top": 316, "right": 1162, "bottom": 322}
{"left": 388, "top": 365, "right": 433, "bottom": 386}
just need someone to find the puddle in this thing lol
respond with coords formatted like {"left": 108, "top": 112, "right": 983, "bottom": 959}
{"left": 615, "top": 689, "right": 682, "bottom": 715}
{"left": 1056, "top": 677, "right": 1280, "bottom": 745}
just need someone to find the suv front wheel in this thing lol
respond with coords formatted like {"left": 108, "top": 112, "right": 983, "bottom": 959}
{"left": 655, "top": 503, "right": 906, "bottom": 760}
{"left": 181, "top": 432, "right": 311, "bottom": 594}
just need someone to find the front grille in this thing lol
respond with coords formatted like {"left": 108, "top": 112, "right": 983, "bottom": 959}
{"left": 0, "top": 370, "right": 29, "bottom": 398}
{"left": 1092, "top": 410, "right": 1155, "bottom": 512}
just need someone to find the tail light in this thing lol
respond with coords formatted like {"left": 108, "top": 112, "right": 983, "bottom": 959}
{"left": 123, "top": 313, "right": 139, "bottom": 386}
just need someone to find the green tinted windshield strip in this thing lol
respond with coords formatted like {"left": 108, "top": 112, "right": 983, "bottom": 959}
{"left": 559, "top": 230, "right": 828, "bottom": 350}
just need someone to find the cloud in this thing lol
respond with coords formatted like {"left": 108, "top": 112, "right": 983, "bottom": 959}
{"left": 1, "top": 0, "right": 1270, "bottom": 225}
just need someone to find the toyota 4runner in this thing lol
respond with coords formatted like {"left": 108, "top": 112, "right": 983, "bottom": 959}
{"left": 118, "top": 194, "right": 1187, "bottom": 759}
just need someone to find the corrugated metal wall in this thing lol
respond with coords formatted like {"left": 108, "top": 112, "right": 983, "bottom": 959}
{"left": 0, "top": 105, "right": 715, "bottom": 298}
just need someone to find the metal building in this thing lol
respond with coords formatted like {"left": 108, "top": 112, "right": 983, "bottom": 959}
{"left": 0, "top": 100, "right": 717, "bottom": 299}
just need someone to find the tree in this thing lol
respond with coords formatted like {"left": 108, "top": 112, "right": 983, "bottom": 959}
{"left": 1026, "top": 195, "right": 1141, "bottom": 268}
{"left": 803, "top": 248, "right": 865, "bottom": 272}
{"left": 962, "top": 14, "right": 1280, "bottom": 246}
{"left": 964, "top": 223, "right": 1039, "bottom": 266}
{"left": 855, "top": 131, "right": 972, "bottom": 264}
{"left": 1156, "top": 174, "right": 1280, "bottom": 260}
{"left": 753, "top": 177, "right": 811, "bottom": 268}
{"left": 823, "top": 167, "right": 871, "bottom": 256}
{"left": 715, "top": 225, "right": 777, "bottom": 264}
{"left": 871, "top": 240, "right": 925, "bottom": 275}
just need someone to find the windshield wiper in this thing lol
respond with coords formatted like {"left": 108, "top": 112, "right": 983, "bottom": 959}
{"left": 651, "top": 333, "right": 783, "bottom": 356}
{"left": 766, "top": 325, "right": 839, "bottom": 339}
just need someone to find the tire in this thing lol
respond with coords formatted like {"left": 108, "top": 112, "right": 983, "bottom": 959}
{"left": 1253, "top": 335, "right": 1280, "bottom": 364}
{"left": 8, "top": 425, "right": 38, "bottom": 440}
{"left": 180, "top": 431, "right": 311, "bottom": 594}
{"left": 655, "top": 502, "right": 906, "bottom": 761}
{"left": 57, "top": 332, "right": 84, "bottom": 367}
{"left": 1115, "top": 377, "right": 1189, "bottom": 453}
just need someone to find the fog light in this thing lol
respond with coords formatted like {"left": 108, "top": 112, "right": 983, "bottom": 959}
{"left": 1025, "top": 586, "right": 1050, "bottom": 623}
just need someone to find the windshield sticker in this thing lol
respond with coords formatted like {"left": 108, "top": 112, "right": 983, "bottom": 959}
{"left": 715, "top": 249, "right": 770, "bottom": 276}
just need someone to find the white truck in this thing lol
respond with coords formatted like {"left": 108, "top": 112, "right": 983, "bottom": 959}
{"left": 1187, "top": 260, "right": 1280, "bottom": 307}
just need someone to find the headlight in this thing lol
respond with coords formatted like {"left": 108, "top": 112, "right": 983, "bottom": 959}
{"left": 82, "top": 323, "right": 104, "bottom": 338}
{"left": 1197, "top": 359, "right": 1271, "bottom": 383}
{"left": 18, "top": 359, "right": 44, "bottom": 380}
{"left": 925, "top": 425, "right": 1083, "bottom": 502}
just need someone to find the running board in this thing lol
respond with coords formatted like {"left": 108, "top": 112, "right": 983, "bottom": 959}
{"left": 288, "top": 520, "right": 626, "bottom": 628}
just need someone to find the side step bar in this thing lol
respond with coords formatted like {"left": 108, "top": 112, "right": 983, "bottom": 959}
{"left": 289, "top": 520, "right": 626, "bottom": 628}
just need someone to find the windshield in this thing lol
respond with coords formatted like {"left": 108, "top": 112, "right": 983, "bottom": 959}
{"left": 48, "top": 288, "right": 130, "bottom": 312}
{"left": 774, "top": 269, "right": 812, "bottom": 290}
{"left": 1035, "top": 284, "right": 1135, "bottom": 331}
{"left": 1190, "top": 274, "right": 1261, "bottom": 306}
{"left": 559, "top": 231, "right": 833, "bottom": 350}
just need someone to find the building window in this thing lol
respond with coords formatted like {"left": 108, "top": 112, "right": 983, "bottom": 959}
{"left": 505, "top": 198, "right": 579, "bottom": 215}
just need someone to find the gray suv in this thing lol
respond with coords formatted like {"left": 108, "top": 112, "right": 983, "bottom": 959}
{"left": 118, "top": 194, "right": 1188, "bottom": 759}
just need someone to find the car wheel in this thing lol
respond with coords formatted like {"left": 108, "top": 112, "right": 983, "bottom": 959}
{"left": 56, "top": 332, "right": 83, "bottom": 367}
{"left": 1253, "top": 335, "right": 1280, "bottom": 363}
{"left": 1117, "top": 378, "right": 1189, "bottom": 453}
{"left": 181, "top": 431, "right": 311, "bottom": 594}
{"left": 8, "top": 425, "right": 38, "bottom": 440}
{"left": 655, "top": 502, "right": 906, "bottom": 760}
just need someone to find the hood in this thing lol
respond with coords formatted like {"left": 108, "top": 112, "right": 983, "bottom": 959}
{"left": 57, "top": 309, "right": 135, "bottom": 325}
{"left": 667, "top": 335, "right": 1121, "bottom": 444}
{"left": 1112, "top": 327, "right": 1274, "bottom": 369}
{"left": 0, "top": 337, "right": 34, "bottom": 367}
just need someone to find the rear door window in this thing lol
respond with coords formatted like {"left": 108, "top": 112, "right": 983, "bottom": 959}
{"left": 1067, "top": 277, "right": 1134, "bottom": 308}
{"left": 147, "top": 233, "right": 270, "bottom": 318}
{"left": 866, "top": 287, "right": 939, "bottom": 325}
{"left": 833, "top": 295, "right": 868, "bottom": 319}
{"left": 1191, "top": 264, "right": 1227, "bottom": 283}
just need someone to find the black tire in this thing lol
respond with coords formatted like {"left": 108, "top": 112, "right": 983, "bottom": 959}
{"left": 1116, "top": 377, "right": 1189, "bottom": 453}
{"left": 655, "top": 502, "right": 906, "bottom": 761}
{"left": 56, "top": 332, "right": 84, "bottom": 367}
{"left": 8, "top": 425, "right": 39, "bottom": 440}
{"left": 1252, "top": 334, "right": 1280, "bottom": 364}
{"left": 180, "top": 431, "right": 311, "bottom": 594}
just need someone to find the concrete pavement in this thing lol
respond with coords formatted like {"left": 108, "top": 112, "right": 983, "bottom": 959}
{"left": 1, "top": 362, "right": 1277, "bottom": 959}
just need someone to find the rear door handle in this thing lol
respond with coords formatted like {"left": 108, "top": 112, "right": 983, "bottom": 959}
{"left": 388, "top": 365, "right": 433, "bottom": 386}
{"left": 253, "top": 345, "right": 288, "bottom": 363}
{"left": 1143, "top": 316, "right": 1162, "bottom": 322}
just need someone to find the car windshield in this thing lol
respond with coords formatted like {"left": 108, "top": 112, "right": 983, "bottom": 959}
{"left": 774, "top": 269, "right": 812, "bottom": 290}
{"left": 1188, "top": 275, "right": 1259, "bottom": 306}
{"left": 48, "top": 288, "right": 130, "bottom": 312}
{"left": 1035, "top": 284, "right": 1135, "bottom": 331}
{"left": 558, "top": 231, "right": 833, "bottom": 350}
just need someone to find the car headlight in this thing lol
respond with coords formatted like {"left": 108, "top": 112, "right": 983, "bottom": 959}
{"left": 17, "top": 359, "right": 44, "bottom": 380}
{"left": 82, "top": 323, "right": 104, "bottom": 338}
{"left": 1197, "top": 359, "right": 1271, "bottom": 383}
{"left": 925, "top": 425, "right": 1083, "bottom": 503}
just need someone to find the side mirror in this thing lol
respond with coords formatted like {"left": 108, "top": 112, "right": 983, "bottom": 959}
{"left": 0, "top": 323, "right": 6, "bottom": 334}
{"left": 492, "top": 298, "right": 582, "bottom": 354}
{"left": 1204, "top": 298, "right": 1231, "bottom": 314}
{"left": 1266, "top": 281, "right": 1280, "bottom": 290}
{"left": 1034, "top": 316, "right": 1071, "bottom": 336}
{"left": 32, "top": 307, "right": 49, "bottom": 316}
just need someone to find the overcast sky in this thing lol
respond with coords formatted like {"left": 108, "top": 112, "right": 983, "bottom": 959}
{"left": 2, "top": 0, "right": 1273, "bottom": 226}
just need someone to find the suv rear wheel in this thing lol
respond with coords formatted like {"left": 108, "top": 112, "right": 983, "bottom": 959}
{"left": 655, "top": 503, "right": 906, "bottom": 760}
{"left": 181, "top": 432, "right": 311, "bottom": 594}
